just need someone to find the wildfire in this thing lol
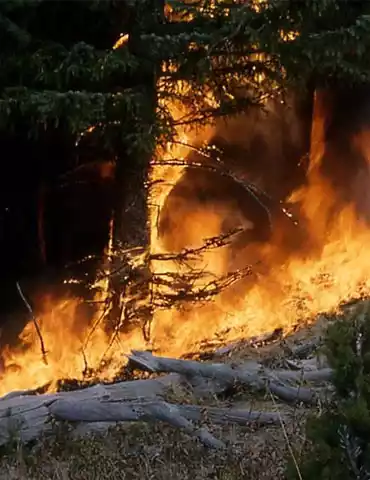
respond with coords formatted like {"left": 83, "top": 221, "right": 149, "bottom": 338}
{"left": 2, "top": 83, "right": 369, "bottom": 397}
{"left": 1, "top": 14, "right": 370, "bottom": 397}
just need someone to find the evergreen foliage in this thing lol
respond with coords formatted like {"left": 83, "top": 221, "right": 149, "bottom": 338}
{"left": 151, "top": 0, "right": 370, "bottom": 136}
{"left": 2, "top": 0, "right": 370, "bottom": 145}
{"left": 2, "top": 0, "right": 370, "bottom": 267}
{"left": 0, "top": 0, "right": 148, "bottom": 151}
{"left": 288, "top": 301, "right": 370, "bottom": 480}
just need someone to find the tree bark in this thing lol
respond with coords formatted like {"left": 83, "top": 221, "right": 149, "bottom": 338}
{"left": 108, "top": 0, "right": 164, "bottom": 335}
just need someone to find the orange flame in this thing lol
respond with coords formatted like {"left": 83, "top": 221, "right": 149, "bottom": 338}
{"left": 0, "top": 29, "right": 369, "bottom": 397}
{"left": 145, "top": 88, "right": 370, "bottom": 356}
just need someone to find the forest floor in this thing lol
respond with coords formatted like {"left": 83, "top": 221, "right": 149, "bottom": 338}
{"left": 0, "top": 314, "right": 333, "bottom": 480}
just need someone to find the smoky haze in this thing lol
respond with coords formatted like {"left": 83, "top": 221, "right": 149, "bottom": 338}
{"left": 158, "top": 86, "right": 370, "bottom": 297}
{"left": 159, "top": 93, "right": 311, "bottom": 263}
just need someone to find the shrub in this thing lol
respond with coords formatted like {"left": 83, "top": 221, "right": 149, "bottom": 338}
{"left": 288, "top": 300, "right": 370, "bottom": 480}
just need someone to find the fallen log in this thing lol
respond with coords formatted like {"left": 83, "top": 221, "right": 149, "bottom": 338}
{"left": 50, "top": 397, "right": 285, "bottom": 427}
{"left": 128, "top": 350, "right": 328, "bottom": 404}
{"left": 0, "top": 343, "right": 334, "bottom": 448}
{"left": 0, "top": 369, "right": 284, "bottom": 448}
{"left": 49, "top": 398, "right": 225, "bottom": 449}
{"left": 0, "top": 376, "right": 174, "bottom": 446}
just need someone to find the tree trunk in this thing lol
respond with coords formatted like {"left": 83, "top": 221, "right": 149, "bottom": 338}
{"left": 37, "top": 182, "right": 47, "bottom": 265}
{"left": 108, "top": 0, "right": 164, "bottom": 335}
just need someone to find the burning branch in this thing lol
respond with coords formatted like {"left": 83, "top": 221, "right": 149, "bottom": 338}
{"left": 152, "top": 265, "right": 253, "bottom": 308}
{"left": 78, "top": 227, "right": 253, "bottom": 352}
{"left": 16, "top": 282, "right": 48, "bottom": 366}
{"left": 151, "top": 157, "right": 299, "bottom": 231}
{"left": 150, "top": 227, "right": 244, "bottom": 262}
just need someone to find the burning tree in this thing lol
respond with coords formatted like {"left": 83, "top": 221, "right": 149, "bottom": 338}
{"left": 2, "top": 0, "right": 370, "bottom": 458}
{"left": 2, "top": 0, "right": 370, "bottom": 395}
{"left": 0, "top": 0, "right": 165, "bottom": 340}
{"left": 146, "top": 0, "right": 370, "bottom": 343}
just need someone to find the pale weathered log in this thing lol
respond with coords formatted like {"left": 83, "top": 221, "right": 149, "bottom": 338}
{"left": 0, "top": 389, "right": 39, "bottom": 401}
{"left": 269, "top": 368, "right": 333, "bottom": 384}
{"left": 0, "top": 345, "right": 334, "bottom": 448}
{"left": 49, "top": 397, "right": 285, "bottom": 446}
{"left": 49, "top": 398, "right": 225, "bottom": 449}
{"left": 0, "top": 376, "right": 176, "bottom": 446}
{"left": 0, "top": 365, "right": 289, "bottom": 448}
{"left": 49, "top": 397, "right": 285, "bottom": 427}
{"left": 0, "top": 366, "right": 235, "bottom": 447}
{"left": 0, "top": 375, "right": 178, "bottom": 405}
{"left": 128, "top": 350, "right": 319, "bottom": 404}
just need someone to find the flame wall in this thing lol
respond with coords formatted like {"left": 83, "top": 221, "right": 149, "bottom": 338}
{"left": 148, "top": 84, "right": 370, "bottom": 354}
{"left": 158, "top": 92, "right": 311, "bottom": 264}
{"left": 3, "top": 83, "right": 370, "bottom": 396}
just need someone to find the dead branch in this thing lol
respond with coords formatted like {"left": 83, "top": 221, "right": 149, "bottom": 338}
{"left": 151, "top": 265, "right": 253, "bottom": 308}
{"left": 151, "top": 159, "right": 274, "bottom": 232}
{"left": 149, "top": 228, "right": 244, "bottom": 263}
{"left": 49, "top": 397, "right": 286, "bottom": 447}
{"left": 85, "top": 229, "right": 254, "bottom": 344}
{"left": 128, "top": 350, "right": 325, "bottom": 405}
{"left": 16, "top": 282, "right": 48, "bottom": 366}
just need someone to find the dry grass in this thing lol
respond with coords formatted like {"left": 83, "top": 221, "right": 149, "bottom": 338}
{"left": 0, "top": 318, "right": 331, "bottom": 480}
{"left": 0, "top": 414, "right": 308, "bottom": 480}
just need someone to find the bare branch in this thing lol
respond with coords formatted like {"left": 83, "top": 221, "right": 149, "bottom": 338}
{"left": 16, "top": 282, "right": 48, "bottom": 366}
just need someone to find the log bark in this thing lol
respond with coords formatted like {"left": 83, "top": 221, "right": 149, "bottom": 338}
{"left": 128, "top": 350, "right": 332, "bottom": 404}
{"left": 0, "top": 367, "right": 285, "bottom": 448}
{"left": 0, "top": 376, "right": 172, "bottom": 445}
{"left": 49, "top": 398, "right": 225, "bottom": 449}
{"left": 0, "top": 343, "right": 336, "bottom": 448}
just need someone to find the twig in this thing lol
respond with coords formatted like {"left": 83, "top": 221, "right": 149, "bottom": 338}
{"left": 81, "top": 347, "right": 89, "bottom": 377}
{"left": 150, "top": 228, "right": 244, "bottom": 262}
{"left": 16, "top": 282, "right": 48, "bottom": 366}
{"left": 152, "top": 158, "right": 273, "bottom": 229}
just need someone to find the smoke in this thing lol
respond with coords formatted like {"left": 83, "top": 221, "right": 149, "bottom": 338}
{"left": 307, "top": 87, "right": 370, "bottom": 222}
{"left": 158, "top": 93, "right": 311, "bottom": 275}
{"left": 156, "top": 86, "right": 370, "bottom": 326}
{"left": 211, "top": 95, "right": 310, "bottom": 197}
